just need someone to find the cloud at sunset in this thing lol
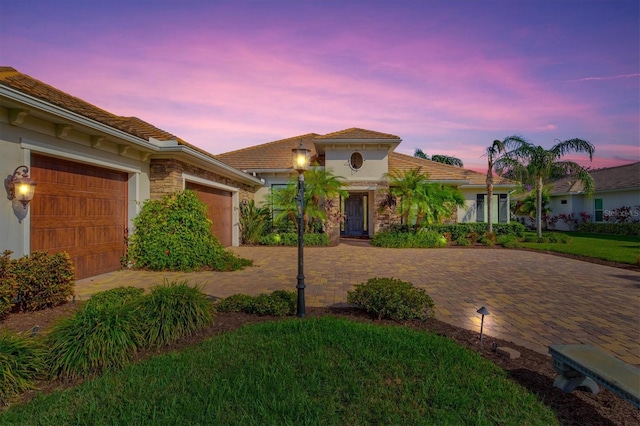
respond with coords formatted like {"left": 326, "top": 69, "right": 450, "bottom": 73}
{"left": 1, "top": 0, "right": 637, "bottom": 173}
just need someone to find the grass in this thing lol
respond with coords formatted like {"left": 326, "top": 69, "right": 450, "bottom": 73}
{"left": 518, "top": 232, "right": 640, "bottom": 265}
{"left": 0, "top": 317, "right": 558, "bottom": 425}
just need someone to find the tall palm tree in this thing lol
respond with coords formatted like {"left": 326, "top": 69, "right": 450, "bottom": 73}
{"left": 496, "top": 138, "right": 595, "bottom": 237}
{"left": 483, "top": 136, "right": 527, "bottom": 234}
{"left": 414, "top": 149, "right": 464, "bottom": 167}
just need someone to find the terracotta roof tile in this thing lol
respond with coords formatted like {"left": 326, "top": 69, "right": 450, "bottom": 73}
{"left": 216, "top": 134, "right": 322, "bottom": 170}
{"left": 315, "top": 127, "right": 401, "bottom": 140}
{"left": 388, "top": 152, "right": 514, "bottom": 186}
{"left": 551, "top": 162, "right": 640, "bottom": 194}
{"left": 0, "top": 66, "right": 186, "bottom": 145}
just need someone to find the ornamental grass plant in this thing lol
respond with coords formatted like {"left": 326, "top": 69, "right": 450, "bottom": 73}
{"left": 138, "top": 280, "right": 214, "bottom": 348}
{"left": 0, "top": 332, "right": 46, "bottom": 403}
{"left": 46, "top": 301, "right": 142, "bottom": 381}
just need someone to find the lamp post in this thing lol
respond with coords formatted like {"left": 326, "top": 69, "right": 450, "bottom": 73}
{"left": 292, "top": 141, "right": 311, "bottom": 318}
{"left": 477, "top": 306, "right": 490, "bottom": 343}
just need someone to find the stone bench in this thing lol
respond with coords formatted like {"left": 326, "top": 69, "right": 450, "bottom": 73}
{"left": 548, "top": 344, "right": 640, "bottom": 409}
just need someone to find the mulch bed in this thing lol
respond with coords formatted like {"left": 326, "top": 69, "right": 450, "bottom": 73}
{"left": 1, "top": 304, "right": 638, "bottom": 425}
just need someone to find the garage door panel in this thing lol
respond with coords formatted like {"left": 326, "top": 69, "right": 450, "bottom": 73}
{"left": 82, "top": 225, "right": 123, "bottom": 246}
{"left": 31, "top": 155, "right": 127, "bottom": 279}
{"left": 185, "top": 182, "right": 233, "bottom": 247}
{"left": 31, "top": 228, "right": 77, "bottom": 251}
{"left": 36, "top": 194, "right": 81, "bottom": 216}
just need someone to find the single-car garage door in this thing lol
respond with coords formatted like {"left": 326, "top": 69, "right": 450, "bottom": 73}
{"left": 30, "top": 154, "right": 128, "bottom": 279}
{"left": 185, "top": 182, "right": 232, "bottom": 247}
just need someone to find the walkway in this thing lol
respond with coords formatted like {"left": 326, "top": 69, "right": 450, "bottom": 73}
{"left": 76, "top": 244, "right": 640, "bottom": 366}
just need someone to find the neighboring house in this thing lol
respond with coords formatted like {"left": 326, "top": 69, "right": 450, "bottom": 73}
{"left": 0, "top": 67, "right": 263, "bottom": 279}
{"left": 548, "top": 162, "right": 640, "bottom": 230}
{"left": 216, "top": 129, "right": 518, "bottom": 241}
{"left": 1, "top": 66, "right": 517, "bottom": 280}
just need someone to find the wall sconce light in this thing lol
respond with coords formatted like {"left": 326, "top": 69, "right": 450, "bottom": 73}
{"left": 477, "top": 306, "right": 490, "bottom": 343}
{"left": 8, "top": 165, "right": 37, "bottom": 209}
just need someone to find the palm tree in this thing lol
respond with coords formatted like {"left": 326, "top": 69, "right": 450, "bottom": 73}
{"left": 382, "top": 167, "right": 465, "bottom": 229}
{"left": 269, "top": 166, "right": 348, "bottom": 233}
{"left": 384, "top": 167, "right": 430, "bottom": 226}
{"left": 513, "top": 186, "right": 552, "bottom": 227}
{"left": 414, "top": 182, "right": 466, "bottom": 229}
{"left": 483, "top": 136, "right": 527, "bottom": 234}
{"left": 496, "top": 138, "right": 595, "bottom": 237}
{"left": 303, "top": 166, "right": 349, "bottom": 232}
{"left": 414, "top": 149, "right": 464, "bottom": 167}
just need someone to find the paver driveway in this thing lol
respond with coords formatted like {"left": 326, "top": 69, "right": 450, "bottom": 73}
{"left": 76, "top": 244, "right": 640, "bottom": 365}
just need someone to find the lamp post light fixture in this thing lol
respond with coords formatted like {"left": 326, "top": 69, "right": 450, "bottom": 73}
{"left": 477, "top": 306, "right": 490, "bottom": 343}
{"left": 292, "top": 141, "right": 311, "bottom": 318}
{"left": 8, "top": 165, "right": 37, "bottom": 209}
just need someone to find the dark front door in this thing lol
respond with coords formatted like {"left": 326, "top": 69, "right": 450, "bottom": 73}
{"left": 344, "top": 193, "right": 364, "bottom": 236}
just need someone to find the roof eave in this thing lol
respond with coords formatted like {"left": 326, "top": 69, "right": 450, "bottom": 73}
{"left": 0, "top": 84, "right": 159, "bottom": 152}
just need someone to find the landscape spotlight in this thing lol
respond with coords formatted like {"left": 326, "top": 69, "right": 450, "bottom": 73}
{"left": 477, "top": 306, "right": 490, "bottom": 343}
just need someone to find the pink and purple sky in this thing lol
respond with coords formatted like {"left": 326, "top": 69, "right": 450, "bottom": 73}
{"left": 1, "top": 0, "right": 638, "bottom": 172}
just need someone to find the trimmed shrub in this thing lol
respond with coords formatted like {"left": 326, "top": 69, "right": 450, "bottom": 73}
{"left": 522, "top": 232, "right": 571, "bottom": 244}
{"left": 424, "top": 223, "right": 526, "bottom": 239}
{"left": 497, "top": 235, "right": 522, "bottom": 248}
{"left": 371, "top": 230, "right": 447, "bottom": 248}
{"left": 128, "top": 190, "right": 251, "bottom": 272}
{"left": 215, "top": 290, "right": 296, "bottom": 316}
{"left": 0, "top": 251, "right": 19, "bottom": 319}
{"left": 347, "top": 277, "right": 435, "bottom": 321}
{"left": 138, "top": 280, "right": 214, "bottom": 348}
{"left": 0, "top": 332, "right": 46, "bottom": 403}
{"left": 577, "top": 222, "right": 640, "bottom": 236}
{"left": 215, "top": 294, "right": 256, "bottom": 313}
{"left": 252, "top": 290, "right": 296, "bottom": 316}
{"left": 259, "top": 232, "right": 330, "bottom": 246}
{"left": 455, "top": 237, "right": 472, "bottom": 246}
{"left": 11, "top": 251, "right": 74, "bottom": 312}
{"left": 46, "top": 301, "right": 142, "bottom": 380}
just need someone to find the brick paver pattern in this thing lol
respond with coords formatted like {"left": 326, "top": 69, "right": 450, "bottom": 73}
{"left": 75, "top": 245, "right": 640, "bottom": 366}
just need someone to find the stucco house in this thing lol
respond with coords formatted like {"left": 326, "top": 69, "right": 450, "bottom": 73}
{"left": 1, "top": 66, "right": 516, "bottom": 280}
{"left": 548, "top": 162, "right": 640, "bottom": 230}
{"left": 216, "top": 128, "right": 518, "bottom": 240}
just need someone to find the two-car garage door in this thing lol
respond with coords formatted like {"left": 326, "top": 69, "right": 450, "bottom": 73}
{"left": 30, "top": 155, "right": 128, "bottom": 279}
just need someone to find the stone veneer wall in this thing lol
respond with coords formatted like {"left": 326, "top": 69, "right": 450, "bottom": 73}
{"left": 149, "top": 158, "right": 258, "bottom": 202}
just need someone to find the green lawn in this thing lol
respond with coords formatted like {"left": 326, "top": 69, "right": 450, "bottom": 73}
{"left": 0, "top": 317, "right": 558, "bottom": 425}
{"left": 518, "top": 232, "right": 639, "bottom": 264}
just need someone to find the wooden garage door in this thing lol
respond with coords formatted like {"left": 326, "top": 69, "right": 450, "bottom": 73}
{"left": 30, "top": 155, "right": 128, "bottom": 279}
{"left": 185, "top": 182, "right": 232, "bottom": 247}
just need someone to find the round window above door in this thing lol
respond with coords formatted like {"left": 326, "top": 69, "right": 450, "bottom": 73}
{"left": 349, "top": 152, "right": 364, "bottom": 170}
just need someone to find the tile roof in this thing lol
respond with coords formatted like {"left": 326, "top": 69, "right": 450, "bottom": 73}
{"left": 315, "top": 128, "right": 401, "bottom": 140}
{"left": 0, "top": 67, "right": 185, "bottom": 144}
{"left": 550, "top": 161, "right": 640, "bottom": 194}
{"left": 388, "top": 152, "right": 514, "bottom": 186}
{"left": 215, "top": 133, "right": 322, "bottom": 170}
